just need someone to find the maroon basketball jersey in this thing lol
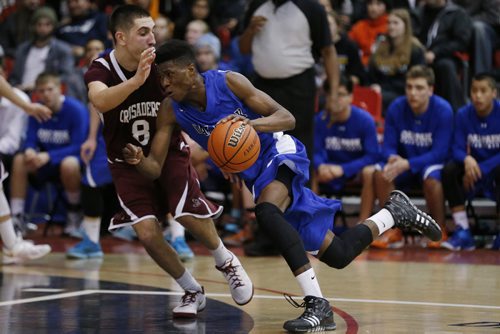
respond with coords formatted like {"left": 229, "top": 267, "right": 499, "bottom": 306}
{"left": 85, "top": 49, "right": 179, "bottom": 162}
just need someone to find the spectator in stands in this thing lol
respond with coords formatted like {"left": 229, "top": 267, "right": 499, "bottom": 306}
{"left": 173, "top": 0, "right": 218, "bottom": 41}
{"left": 153, "top": 13, "right": 173, "bottom": 45}
{"left": 195, "top": 33, "right": 233, "bottom": 72}
{"left": 442, "top": 73, "right": 500, "bottom": 251}
{"left": 368, "top": 8, "right": 425, "bottom": 113}
{"left": 313, "top": 76, "right": 380, "bottom": 221}
{"left": 348, "top": 0, "right": 389, "bottom": 66}
{"left": 8, "top": 6, "right": 75, "bottom": 96}
{"left": 452, "top": 0, "right": 500, "bottom": 75}
{"left": 238, "top": 0, "right": 339, "bottom": 255}
{"left": 185, "top": 19, "right": 210, "bottom": 45}
{"left": 327, "top": 11, "right": 367, "bottom": 86}
{"left": 373, "top": 65, "right": 453, "bottom": 248}
{"left": 0, "top": 0, "right": 42, "bottom": 58}
{"left": 0, "top": 46, "right": 29, "bottom": 198}
{"left": 414, "top": 0, "right": 472, "bottom": 111}
{"left": 9, "top": 72, "right": 89, "bottom": 237}
{"left": 56, "top": 0, "right": 109, "bottom": 59}
{"left": 72, "top": 39, "right": 105, "bottom": 104}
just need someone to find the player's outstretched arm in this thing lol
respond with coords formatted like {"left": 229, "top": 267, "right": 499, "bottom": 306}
{"left": 225, "top": 71, "right": 295, "bottom": 133}
{"left": 123, "top": 98, "right": 176, "bottom": 179}
{"left": 0, "top": 76, "right": 51, "bottom": 122}
{"left": 88, "top": 48, "right": 156, "bottom": 113}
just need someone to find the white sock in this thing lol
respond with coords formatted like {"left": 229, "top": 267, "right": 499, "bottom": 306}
{"left": 10, "top": 198, "right": 24, "bottom": 216}
{"left": 175, "top": 269, "right": 202, "bottom": 292}
{"left": 82, "top": 216, "right": 101, "bottom": 243}
{"left": 65, "top": 191, "right": 80, "bottom": 205}
{"left": 452, "top": 211, "right": 469, "bottom": 230}
{"left": 368, "top": 208, "right": 395, "bottom": 235}
{"left": 296, "top": 268, "right": 323, "bottom": 298}
{"left": 0, "top": 219, "right": 18, "bottom": 249}
{"left": 169, "top": 219, "right": 185, "bottom": 240}
{"left": 210, "top": 239, "right": 232, "bottom": 267}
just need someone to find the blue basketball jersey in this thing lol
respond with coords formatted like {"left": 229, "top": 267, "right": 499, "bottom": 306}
{"left": 172, "top": 70, "right": 342, "bottom": 252}
{"left": 82, "top": 124, "right": 113, "bottom": 188}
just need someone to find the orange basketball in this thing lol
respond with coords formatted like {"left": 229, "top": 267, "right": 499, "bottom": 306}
{"left": 208, "top": 120, "right": 261, "bottom": 173}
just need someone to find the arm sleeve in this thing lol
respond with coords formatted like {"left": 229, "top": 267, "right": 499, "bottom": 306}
{"left": 408, "top": 106, "right": 454, "bottom": 173}
{"left": 340, "top": 115, "right": 380, "bottom": 178}
{"left": 47, "top": 102, "right": 89, "bottom": 164}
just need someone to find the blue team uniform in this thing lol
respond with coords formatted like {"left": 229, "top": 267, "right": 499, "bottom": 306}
{"left": 314, "top": 106, "right": 380, "bottom": 192}
{"left": 24, "top": 96, "right": 89, "bottom": 181}
{"left": 172, "top": 70, "right": 342, "bottom": 252}
{"left": 82, "top": 124, "right": 113, "bottom": 188}
{"left": 453, "top": 100, "right": 500, "bottom": 199}
{"left": 379, "top": 95, "right": 453, "bottom": 186}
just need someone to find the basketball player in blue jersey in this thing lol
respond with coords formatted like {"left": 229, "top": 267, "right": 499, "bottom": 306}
{"left": 442, "top": 73, "right": 500, "bottom": 251}
{"left": 85, "top": 5, "right": 253, "bottom": 318}
{"left": 123, "top": 39, "right": 442, "bottom": 333}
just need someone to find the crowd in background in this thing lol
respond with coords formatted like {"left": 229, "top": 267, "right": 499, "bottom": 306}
{"left": 0, "top": 0, "right": 499, "bottom": 258}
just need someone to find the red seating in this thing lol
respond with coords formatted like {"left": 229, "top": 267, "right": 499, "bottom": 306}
{"left": 352, "top": 85, "right": 384, "bottom": 136}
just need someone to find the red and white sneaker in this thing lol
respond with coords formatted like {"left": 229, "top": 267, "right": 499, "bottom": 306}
{"left": 173, "top": 288, "right": 206, "bottom": 318}
{"left": 216, "top": 251, "right": 254, "bottom": 305}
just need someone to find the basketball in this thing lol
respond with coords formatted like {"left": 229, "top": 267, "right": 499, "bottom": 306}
{"left": 208, "top": 120, "right": 261, "bottom": 173}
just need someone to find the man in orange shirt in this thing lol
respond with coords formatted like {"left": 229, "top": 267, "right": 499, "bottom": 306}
{"left": 348, "top": 0, "right": 389, "bottom": 66}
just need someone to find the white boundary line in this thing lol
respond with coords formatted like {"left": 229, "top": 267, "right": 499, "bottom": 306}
{"left": 1, "top": 290, "right": 499, "bottom": 311}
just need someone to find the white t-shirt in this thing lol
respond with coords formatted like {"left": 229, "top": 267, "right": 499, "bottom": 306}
{"left": 0, "top": 88, "right": 29, "bottom": 155}
{"left": 21, "top": 45, "right": 50, "bottom": 87}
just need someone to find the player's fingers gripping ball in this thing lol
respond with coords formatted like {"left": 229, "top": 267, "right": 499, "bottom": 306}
{"left": 208, "top": 120, "right": 260, "bottom": 173}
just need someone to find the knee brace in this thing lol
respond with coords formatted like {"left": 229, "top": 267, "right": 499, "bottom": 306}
{"left": 255, "top": 202, "right": 309, "bottom": 272}
{"left": 81, "top": 185, "right": 103, "bottom": 217}
{"left": 320, "top": 224, "right": 372, "bottom": 269}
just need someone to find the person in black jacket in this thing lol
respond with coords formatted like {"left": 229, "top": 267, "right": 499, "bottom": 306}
{"left": 415, "top": 0, "right": 472, "bottom": 111}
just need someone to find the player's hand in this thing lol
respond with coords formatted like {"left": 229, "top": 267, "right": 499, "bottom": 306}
{"left": 221, "top": 170, "right": 243, "bottom": 189}
{"left": 34, "top": 152, "right": 50, "bottom": 168}
{"left": 81, "top": 138, "right": 97, "bottom": 164}
{"left": 248, "top": 16, "right": 267, "bottom": 34}
{"left": 24, "top": 103, "right": 52, "bottom": 122}
{"left": 383, "top": 158, "right": 409, "bottom": 182}
{"left": 132, "top": 47, "right": 156, "bottom": 88}
{"left": 217, "top": 114, "right": 250, "bottom": 125}
{"left": 463, "top": 173, "right": 475, "bottom": 192}
{"left": 317, "top": 164, "right": 343, "bottom": 182}
{"left": 123, "top": 143, "right": 144, "bottom": 165}
{"left": 464, "top": 155, "right": 481, "bottom": 183}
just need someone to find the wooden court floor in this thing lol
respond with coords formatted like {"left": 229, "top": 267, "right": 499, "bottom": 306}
{"left": 1, "top": 233, "right": 499, "bottom": 333}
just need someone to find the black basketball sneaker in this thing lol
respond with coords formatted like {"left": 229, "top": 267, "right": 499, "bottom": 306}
{"left": 384, "top": 190, "right": 442, "bottom": 242}
{"left": 283, "top": 295, "right": 336, "bottom": 333}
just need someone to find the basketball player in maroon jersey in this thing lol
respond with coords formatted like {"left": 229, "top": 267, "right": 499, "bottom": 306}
{"left": 84, "top": 5, "right": 253, "bottom": 317}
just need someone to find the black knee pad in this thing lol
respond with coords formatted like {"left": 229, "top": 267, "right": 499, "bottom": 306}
{"left": 320, "top": 224, "right": 372, "bottom": 269}
{"left": 81, "top": 185, "right": 103, "bottom": 217}
{"left": 255, "top": 202, "right": 309, "bottom": 272}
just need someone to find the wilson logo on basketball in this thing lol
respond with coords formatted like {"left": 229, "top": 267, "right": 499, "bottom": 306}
{"left": 228, "top": 123, "right": 246, "bottom": 147}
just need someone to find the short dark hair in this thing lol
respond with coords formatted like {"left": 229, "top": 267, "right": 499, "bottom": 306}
{"left": 155, "top": 39, "right": 196, "bottom": 67}
{"left": 323, "top": 75, "right": 353, "bottom": 94}
{"left": 109, "top": 5, "right": 151, "bottom": 42}
{"left": 35, "top": 71, "right": 60, "bottom": 86}
{"left": 472, "top": 72, "right": 497, "bottom": 89}
{"left": 406, "top": 65, "right": 435, "bottom": 86}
